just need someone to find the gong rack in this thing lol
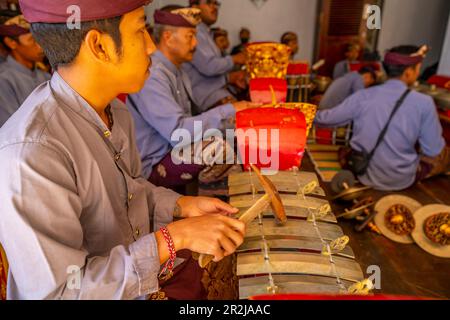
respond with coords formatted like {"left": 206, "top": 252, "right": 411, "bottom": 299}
{"left": 228, "top": 168, "right": 374, "bottom": 299}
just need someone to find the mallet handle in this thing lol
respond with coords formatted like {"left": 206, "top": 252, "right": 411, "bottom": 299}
{"left": 198, "top": 194, "right": 271, "bottom": 268}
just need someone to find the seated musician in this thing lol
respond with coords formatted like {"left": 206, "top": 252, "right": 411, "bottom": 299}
{"left": 0, "top": 14, "right": 50, "bottom": 127}
{"left": 127, "top": 7, "right": 256, "bottom": 191}
{"left": 315, "top": 45, "right": 450, "bottom": 191}
{"left": 183, "top": 0, "right": 247, "bottom": 111}
{"left": 0, "top": 0, "right": 245, "bottom": 300}
{"left": 281, "top": 32, "right": 299, "bottom": 59}
{"left": 319, "top": 67, "right": 377, "bottom": 110}
{"left": 333, "top": 43, "right": 361, "bottom": 79}
{"left": 212, "top": 27, "right": 230, "bottom": 56}
{"left": 231, "top": 27, "right": 251, "bottom": 55}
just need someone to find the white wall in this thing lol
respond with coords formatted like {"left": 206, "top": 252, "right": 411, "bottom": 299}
{"left": 438, "top": 13, "right": 450, "bottom": 76}
{"left": 145, "top": 0, "right": 318, "bottom": 62}
{"left": 377, "top": 0, "right": 450, "bottom": 69}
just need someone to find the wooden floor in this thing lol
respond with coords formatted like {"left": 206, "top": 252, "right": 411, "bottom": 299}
{"left": 301, "top": 157, "right": 450, "bottom": 299}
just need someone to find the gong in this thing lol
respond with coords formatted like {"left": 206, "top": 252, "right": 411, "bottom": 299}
{"left": 411, "top": 205, "right": 450, "bottom": 258}
{"left": 374, "top": 195, "right": 422, "bottom": 244}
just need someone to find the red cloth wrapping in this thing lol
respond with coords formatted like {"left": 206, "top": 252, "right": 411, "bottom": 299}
{"left": 427, "top": 75, "right": 450, "bottom": 91}
{"left": 315, "top": 128, "right": 334, "bottom": 145}
{"left": 349, "top": 61, "right": 382, "bottom": 72}
{"left": 287, "top": 62, "right": 309, "bottom": 75}
{"left": 236, "top": 107, "right": 307, "bottom": 172}
{"left": 249, "top": 78, "right": 287, "bottom": 104}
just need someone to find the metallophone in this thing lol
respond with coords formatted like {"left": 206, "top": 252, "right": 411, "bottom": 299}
{"left": 199, "top": 165, "right": 373, "bottom": 299}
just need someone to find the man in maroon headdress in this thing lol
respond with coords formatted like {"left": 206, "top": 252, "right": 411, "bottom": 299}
{"left": 0, "top": 0, "right": 245, "bottom": 300}
{"left": 0, "top": 14, "right": 49, "bottom": 127}
{"left": 315, "top": 45, "right": 449, "bottom": 191}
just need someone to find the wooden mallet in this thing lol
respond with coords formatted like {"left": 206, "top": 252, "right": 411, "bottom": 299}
{"left": 198, "top": 164, "right": 287, "bottom": 268}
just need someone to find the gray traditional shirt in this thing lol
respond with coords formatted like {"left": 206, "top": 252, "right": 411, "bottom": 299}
{"left": 0, "top": 55, "right": 51, "bottom": 127}
{"left": 333, "top": 60, "right": 350, "bottom": 79}
{"left": 183, "top": 23, "right": 234, "bottom": 111}
{"left": 0, "top": 72, "right": 181, "bottom": 300}
{"left": 315, "top": 80, "right": 445, "bottom": 191}
{"left": 319, "top": 72, "right": 365, "bottom": 110}
{"left": 127, "top": 50, "right": 235, "bottom": 179}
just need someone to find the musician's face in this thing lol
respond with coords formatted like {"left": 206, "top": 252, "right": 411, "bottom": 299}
{"left": 196, "top": 1, "right": 219, "bottom": 25}
{"left": 6, "top": 33, "right": 45, "bottom": 63}
{"left": 288, "top": 39, "right": 299, "bottom": 56}
{"left": 167, "top": 27, "right": 198, "bottom": 63}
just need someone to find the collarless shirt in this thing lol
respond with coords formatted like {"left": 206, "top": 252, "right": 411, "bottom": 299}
{"left": 333, "top": 60, "right": 350, "bottom": 79}
{"left": 319, "top": 72, "right": 365, "bottom": 110}
{"left": 182, "top": 23, "right": 234, "bottom": 111}
{"left": 315, "top": 79, "right": 445, "bottom": 191}
{"left": 0, "top": 72, "right": 180, "bottom": 299}
{"left": 128, "top": 50, "right": 235, "bottom": 179}
{"left": 0, "top": 55, "right": 51, "bottom": 127}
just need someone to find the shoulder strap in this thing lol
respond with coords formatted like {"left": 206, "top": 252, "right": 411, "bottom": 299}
{"left": 368, "top": 89, "right": 411, "bottom": 160}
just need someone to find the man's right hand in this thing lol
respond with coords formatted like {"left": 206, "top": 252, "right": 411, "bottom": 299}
{"left": 232, "top": 101, "right": 261, "bottom": 112}
{"left": 168, "top": 214, "right": 246, "bottom": 262}
{"left": 232, "top": 52, "right": 246, "bottom": 65}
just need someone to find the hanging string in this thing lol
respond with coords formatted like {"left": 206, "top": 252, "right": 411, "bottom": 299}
{"left": 248, "top": 167, "right": 278, "bottom": 294}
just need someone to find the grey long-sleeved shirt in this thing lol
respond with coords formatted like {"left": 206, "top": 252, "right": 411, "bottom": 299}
{"left": 182, "top": 23, "right": 234, "bottom": 111}
{"left": 128, "top": 50, "right": 235, "bottom": 178}
{"left": 0, "top": 55, "right": 50, "bottom": 127}
{"left": 0, "top": 72, "right": 181, "bottom": 299}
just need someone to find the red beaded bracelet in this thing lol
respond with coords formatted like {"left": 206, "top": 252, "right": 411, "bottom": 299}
{"left": 159, "top": 227, "right": 176, "bottom": 281}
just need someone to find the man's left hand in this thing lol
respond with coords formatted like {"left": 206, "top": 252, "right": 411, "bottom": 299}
{"left": 175, "top": 196, "right": 239, "bottom": 219}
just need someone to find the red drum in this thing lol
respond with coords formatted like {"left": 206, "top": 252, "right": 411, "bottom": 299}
{"left": 236, "top": 107, "right": 307, "bottom": 172}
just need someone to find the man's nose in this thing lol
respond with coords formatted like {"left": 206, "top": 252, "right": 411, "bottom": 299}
{"left": 145, "top": 31, "right": 156, "bottom": 56}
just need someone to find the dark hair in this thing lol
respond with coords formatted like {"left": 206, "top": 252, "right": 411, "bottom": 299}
{"left": 281, "top": 32, "right": 297, "bottom": 45}
{"left": 0, "top": 35, "right": 18, "bottom": 52}
{"left": 344, "top": 43, "right": 360, "bottom": 53}
{"left": 383, "top": 45, "right": 420, "bottom": 78}
{"left": 240, "top": 28, "right": 250, "bottom": 35}
{"left": 359, "top": 66, "right": 377, "bottom": 80}
{"left": 212, "top": 27, "right": 227, "bottom": 39}
{"left": 30, "top": 16, "right": 123, "bottom": 70}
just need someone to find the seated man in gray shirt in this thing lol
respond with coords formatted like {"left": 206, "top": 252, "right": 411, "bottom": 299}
{"left": 128, "top": 7, "right": 257, "bottom": 191}
{"left": 183, "top": 0, "right": 247, "bottom": 111}
{"left": 0, "top": 14, "right": 50, "bottom": 127}
{"left": 0, "top": 0, "right": 245, "bottom": 300}
{"left": 319, "top": 67, "right": 376, "bottom": 110}
{"left": 333, "top": 43, "right": 361, "bottom": 79}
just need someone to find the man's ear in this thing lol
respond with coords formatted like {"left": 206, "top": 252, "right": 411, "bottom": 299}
{"left": 403, "top": 65, "right": 419, "bottom": 81}
{"left": 163, "top": 29, "right": 175, "bottom": 46}
{"left": 3, "top": 37, "right": 18, "bottom": 50}
{"left": 83, "top": 29, "right": 118, "bottom": 64}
